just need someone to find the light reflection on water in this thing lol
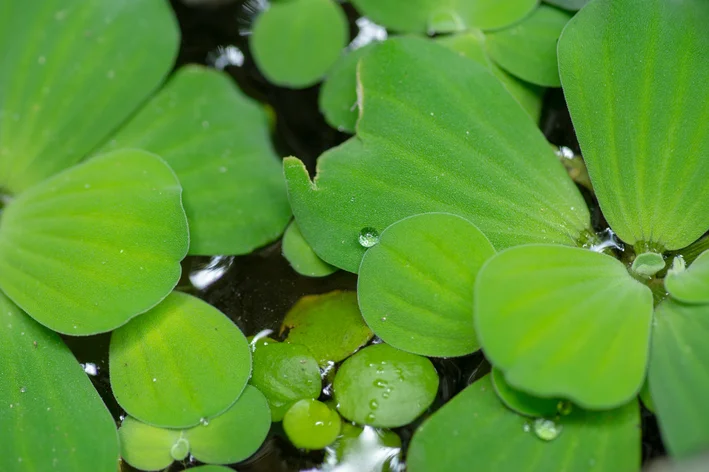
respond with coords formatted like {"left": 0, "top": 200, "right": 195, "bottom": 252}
{"left": 189, "top": 255, "right": 235, "bottom": 290}
{"left": 314, "top": 425, "right": 403, "bottom": 472}
{"left": 349, "top": 18, "right": 387, "bottom": 50}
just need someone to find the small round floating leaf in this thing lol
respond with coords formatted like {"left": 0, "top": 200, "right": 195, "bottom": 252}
{"left": 665, "top": 251, "right": 709, "bottom": 304}
{"left": 283, "top": 221, "right": 337, "bottom": 278}
{"left": 491, "top": 367, "right": 560, "bottom": 418}
{"left": 187, "top": 386, "right": 271, "bottom": 464}
{"left": 249, "top": 339, "right": 322, "bottom": 421}
{"left": 283, "top": 399, "right": 342, "bottom": 450}
{"left": 100, "top": 66, "right": 290, "bottom": 256}
{"left": 333, "top": 344, "right": 439, "bottom": 428}
{"left": 281, "top": 291, "right": 373, "bottom": 366}
{"left": 407, "top": 375, "right": 641, "bottom": 472}
{"left": 475, "top": 244, "right": 654, "bottom": 409}
{"left": 250, "top": 0, "right": 348, "bottom": 88}
{"left": 648, "top": 300, "right": 709, "bottom": 458}
{"left": 110, "top": 292, "right": 251, "bottom": 428}
{"left": 0, "top": 149, "right": 188, "bottom": 335}
{"left": 118, "top": 416, "right": 182, "bottom": 471}
{"left": 0, "top": 293, "right": 119, "bottom": 472}
{"left": 631, "top": 252, "right": 666, "bottom": 278}
{"left": 485, "top": 5, "right": 571, "bottom": 87}
{"left": 0, "top": 0, "right": 178, "bottom": 194}
{"left": 559, "top": 0, "right": 709, "bottom": 250}
{"left": 358, "top": 213, "right": 495, "bottom": 357}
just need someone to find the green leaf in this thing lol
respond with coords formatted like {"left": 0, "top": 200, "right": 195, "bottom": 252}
{"left": 485, "top": 5, "right": 572, "bottom": 87}
{"left": 544, "top": 0, "right": 589, "bottom": 10}
{"left": 0, "top": 0, "right": 178, "bottom": 194}
{"left": 475, "top": 244, "right": 654, "bottom": 409}
{"left": 283, "top": 399, "right": 342, "bottom": 450}
{"left": 0, "top": 293, "right": 119, "bottom": 472}
{"left": 118, "top": 416, "right": 181, "bottom": 471}
{"left": 648, "top": 299, "right": 709, "bottom": 458}
{"left": 249, "top": 339, "right": 322, "bottom": 421}
{"left": 282, "top": 221, "right": 337, "bottom": 278}
{"left": 281, "top": 291, "right": 373, "bottom": 366}
{"left": 665, "top": 251, "right": 709, "bottom": 304}
{"left": 631, "top": 252, "right": 666, "bottom": 278}
{"left": 186, "top": 385, "right": 271, "bottom": 464}
{"left": 190, "top": 467, "right": 235, "bottom": 472}
{"left": 333, "top": 343, "right": 439, "bottom": 428}
{"left": 639, "top": 378, "right": 655, "bottom": 414}
{"left": 285, "top": 37, "right": 589, "bottom": 272}
{"left": 358, "top": 213, "right": 494, "bottom": 357}
{"left": 558, "top": 0, "right": 709, "bottom": 250}
{"left": 100, "top": 65, "right": 290, "bottom": 256}
{"left": 407, "top": 375, "right": 641, "bottom": 472}
{"left": 109, "top": 291, "right": 251, "bottom": 428}
{"left": 349, "top": 0, "right": 538, "bottom": 33}
{"left": 250, "top": 0, "right": 348, "bottom": 88}
{"left": 0, "top": 149, "right": 188, "bottom": 335}
{"left": 491, "top": 367, "right": 562, "bottom": 418}
{"left": 319, "top": 43, "right": 379, "bottom": 133}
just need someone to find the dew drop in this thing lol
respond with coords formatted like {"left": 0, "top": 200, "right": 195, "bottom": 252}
{"left": 533, "top": 418, "right": 562, "bottom": 441}
{"left": 199, "top": 417, "right": 209, "bottom": 426}
{"left": 20, "top": 387, "right": 26, "bottom": 393}
{"left": 358, "top": 227, "right": 380, "bottom": 248}
{"left": 522, "top": 422, "right": 531, "bottom": 433}
{"left": 369, "top": 399, "right": 379, "bottom": 410}
{"left": 557, "top": 400, "right": 573, "bottom": 416}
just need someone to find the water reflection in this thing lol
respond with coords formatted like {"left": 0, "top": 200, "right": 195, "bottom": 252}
{"left": 189, "top": 255, "right": 235, "bottom": 290}
{"left": 318, "top": 426, "right": 403, "bottom": 472}
{"left": 349, "top": 18, "right": 387, "bottom": 50}
{"left": 208, "top": 45, "right": 245, "bottom": 69}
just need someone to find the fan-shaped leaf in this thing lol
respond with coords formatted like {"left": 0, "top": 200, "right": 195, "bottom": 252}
{"left": 285, "top": 37, "right": 590, "bottom": 272}
{"left": 0, "top": 149, "right": 188, "bottom": 335}
{"left": 665, "top": 251, "right": 709, "bottom": 304}
{"left": 558, "top": 0, "right": 709, "bottom": 250}
{"left": 0, "top": 0, "right": 178, "bottom": 194}
{"left": 475, "top": 244, "right": 653, "bottom": 408}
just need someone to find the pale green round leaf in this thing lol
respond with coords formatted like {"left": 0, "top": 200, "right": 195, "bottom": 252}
{"left": 250, "top": 339, "right": 322, "bottom": 421}
{"left": 250, "top": 0, "right": 348, "bottom": 88}
{"left": 0, "top": 293, "right": 119, "bottom": 472}
{"left": 187, "top": 385, "right": 271, "bottom": 464}
{"left": 283, "top": 399, "right": 342, "bottom": 450}
{"left": 350, "top": 0, "right": 538, "bottom": 33}
{"left": 282, "top": 221, "right": 337, "bottom": 278}
{"left": 648, "top": 299, "right": 709, "bottom": 458}
{"left": 358, "top": 213, "right": 495, "bottom": 357}
{"left": 285, "top": 37, "right": 590, "bottom": 273}
{"left": 0, "top": 149, "right": 188, "bottom": 335}
{"left": 486, "top": 5, "right": 572, "bottom": 87}
{"left": 333, "top": 344, "right": 439, "bottom": 428}
{"left": 0, "top": 0, "right": 178, "bottom": 194}
{"left": 281, "top": 291, "right": 373, "bottom": 366}
{"left": 110, "top": 291, "right": 251, "bottom": 428}
{"left": 408, "top": 375, "right": 641, "bottom": 472}
{"left": 491, "top": 367, "right": 561, "bottom": 418}
{"left": 475, "top": 244, "right": 654, "bottom": 409}
{"left": 665, "top": 251, "right": 709, "bottom": 304}
{"left": 631, "top": 251, "right": 666, "bottom": 278}
{"left": 118, "top": 416, "right": 181, "bottom": 471}
{"left": 100, "top": 66, "right": 290, "bottom": 256}
{"left": 558, "top": 0, "right": 709, "bottom": 250}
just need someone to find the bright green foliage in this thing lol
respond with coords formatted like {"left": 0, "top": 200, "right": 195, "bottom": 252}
{"left": 559, "top": 0, "right": 709, "bottom": 250}
{"left": 485, "top": 5, "right": 572, "bottom": 87}
{"left": 0, "top": 0, "right": 178, "bottom": 194}
{"left": 0, "top": 293, "right": 119, "bottom": 472}
{"left": 544, "top": 0, "right": 588, "bottom": 10}
{"left": 282, "top": 221, "right": 337, "bottom": 277}
{"left": 639, "top": 379, "right": 655, "bottom": 414}
{"left": 249, "top": 338, "right": 322, "bottom": 421}
{"left": 358, "top": 213, "right": 495, "bottom": 357}
{"left": 333, "top": 344, "right": 439, "bottom": 428}
{"left": 119, "top": 417, "right": 181, "bottom": 471}
{"left": 475, "top": 245, "right": 654, "bottom": 408}
{"left": 407, "top": 375, "right": 641, "bottom": 472}
{"left": 0, "top": 150, "right": 188, "bottom": 335}
{"left": 319, "top": 43, "right": 379, "bottom": 133}
{"left": 250, "top": 0, "right": 348, "bottom": 88}
{"left": 101, "top": 66, "right": 290, "bottom": 256}
{"left": 491, "top": 368, "right": 561, "bottom": 418}
{"left": 665, "top": 251, "right": 709, "bottom": 304}
{"left": 285, "top": 37, "right": 590, "bottom": 272}
{"left": 631, "top": 252, "right": 666, "bottom": 278}
{"left": 110, "top": 292, "right": 251, "bottom": 428}
{"left": 349, "top": 0, "right": 538, "bottom": 33}
{"left": 283, "top": 399, "right": 342, "bottom": 450}
{"left": 648, "top": 300, "right": 709, "bottom": 458}
{"left": 281, "top": 291, "right": 373, "bottom": 365}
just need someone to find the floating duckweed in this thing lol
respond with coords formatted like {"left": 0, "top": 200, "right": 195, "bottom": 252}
{"left": 170, "top": 437, "right": 190, "bottom": 461}
{"left": 358, "top": 227, "right": 380, "bottom": 248}
{"left": 557, "top": 400, "right": 573, "bottom": 416}
{"left": 533, "top": 418, "right": 562, "bottom": 441}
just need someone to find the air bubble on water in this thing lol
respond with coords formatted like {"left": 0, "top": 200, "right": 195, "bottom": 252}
{"left": 533, "top": 418, "right": 562, "bottom": 441}
{"left": 358, "top": 227, "right": 380, "bottom": 248}
{"left": 20, "top": 387, "right": 26, "bottom": 393}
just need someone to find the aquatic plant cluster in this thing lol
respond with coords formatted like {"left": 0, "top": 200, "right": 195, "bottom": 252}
{"left": 1, "top": 0, "right": 708, "bottom": 471}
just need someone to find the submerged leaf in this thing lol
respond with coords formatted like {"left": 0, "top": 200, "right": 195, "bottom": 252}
{"left": 0, "top": 0, "right": 178, "bottom": 194}
{"left": 559, "top": 0, "right": 709, "bottom": 250}
{"left": 491, "top": 367, "right": 561, "bottom": 418}
{"left": 665, "top": 251, "right": 709, "bottom": 304}
{"left": 475, "top": 245, "right": 653, "bottom": 408}
{"left": 0, "top": 149, "right": 188, "bottom": 335}
{"left": 282, "top": 221, "right": 337, "bottom": 278}
{"left": 118, "top": 417, "right": 181, "bottom": 471}
{"left": 286, "top": 37, "right": 589, "bottom": 272}
{"left": 0, "top": 293, "right": 119, "bottom": 472}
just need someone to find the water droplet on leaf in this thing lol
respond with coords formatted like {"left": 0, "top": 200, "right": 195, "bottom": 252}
{"left": 358, "top": 227, "right": 380, "bottom": 248}
{"left": 533, "top": 418, "right": 562, "bottom": 441}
